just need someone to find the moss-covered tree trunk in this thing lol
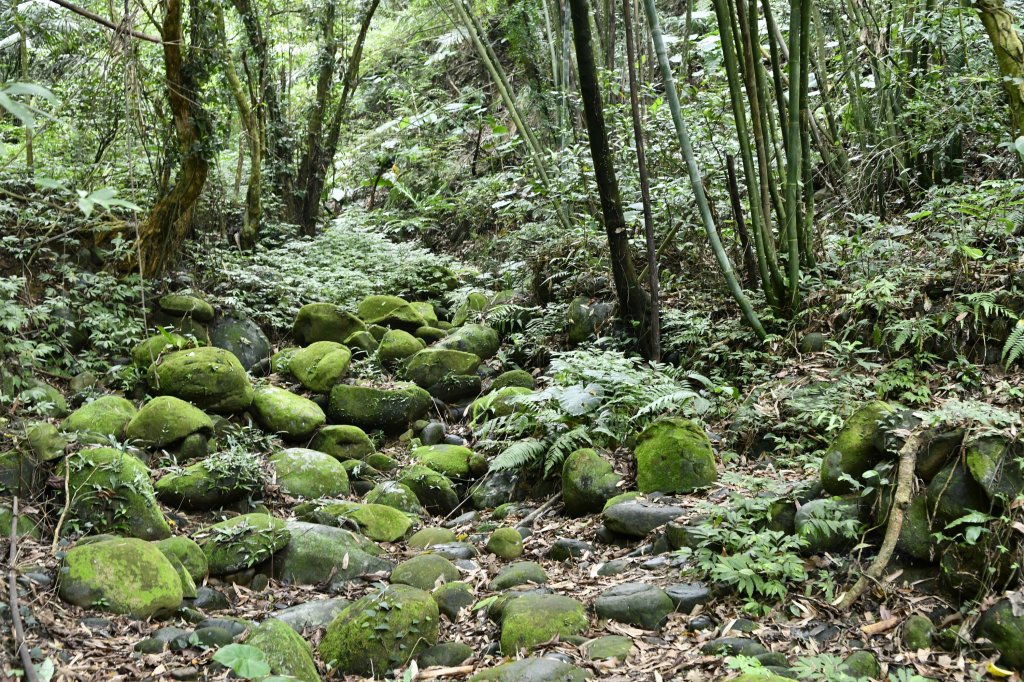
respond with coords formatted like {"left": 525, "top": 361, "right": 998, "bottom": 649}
{"left": 568, "top": 0, "right": 651, "bottom": 353}
{"left": 135, "top": 0, "right": 210, "bottom": 276}
{"left": 975, "top": 0, "right": 1024, "bottom": 142}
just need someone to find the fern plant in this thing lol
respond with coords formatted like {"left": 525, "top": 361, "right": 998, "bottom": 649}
{"left": 1003, "top": 319, "right": 1024, "bottom": 367}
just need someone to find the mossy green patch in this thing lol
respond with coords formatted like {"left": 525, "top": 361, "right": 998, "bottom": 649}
{"left": 820, "top": 401, "right": 894, "bottom": 495}
{"left": 365, "top": 481, "right": 425, "bottom": 515}
{"left": 436, "top": 323, "right": 499, "bottom": 359}
{"left": 634, "top": 418, "right": 716, "bottom": 494}
{"left": 411, "top": 444, "right": 486, "bottom": 479}
{"left": 154, "top": 536, "right": 208, "bottom": 583}
{"left": 125, "top": 395, "right": 214, "bottom": 448}
{"left": 61, "top": 395, "right": 137, "bottom": 442}
{"left": 289, "top": 341, "right": 352, "bottom": 392}
{"left": 404, "top": 349, "right": 481, "bottom": 388}
{"left": 309, "top": 424, "right": 375, "bottom": 460}
{"left": 391, "top": 553, "right": 460, "bottom": 590}
{"left": 398, "top": 465, "right": 460, "bottom": 515}
{"left": 319, "top": 584, "right": 439, "bottom": 678}
{"left": 469, "top": 386, "right": 531, "bottom": 422}
{"left": 270, "top": 447, "right": 349, "bottom": 498}
{"left": 155, "top": 451, "right": 263, "bottom": 510}
{"left": 486, "top": 528, "right": 524, "bottom": 560}
{"left": 159, "top": 294, "right": 215, "bottom": 322}
{"left": 132, "top": 332, "right": 191, "bottom": 368}
{"left": 147, "top": 346, "right": 254, "bottom": 413}
{"left": 58, "top": 537, "right": 183, "bottom": 617}
{"left": 295, "top": 500, "right": 415, "bottom": 542}
{"left": 500, "top": 594, "right": 588, "bottom": 653}
{"left": 251, "top": 386, "right": 326, "bottom": 440}
{"left": 562, "top": 448, "right": 622, "bottom": 516}
{"left": 292, "top": 302, "right": 366, "bottom": 345}
{"left": 490, "top": 369, "right": 534, "bottom": 392}
{"left": 357, "top": 295, "right": 426, "bottom": 331}
{"left": 327, "top": 383, "right": 431, "bottom": 433}
{"left": 198, "top": 513, "right": 290, "bottom": 575}
{"left": 408, "top": 526, "right": 456, "bottom": 548}
{"left": 378, "top": 329, "right": 425, "bottom": 363}
{"left": 67, "top": 447, "right": 170, "bottom": 540}
{"left": 245, "top": 618, "right": 321, "bottom": 682}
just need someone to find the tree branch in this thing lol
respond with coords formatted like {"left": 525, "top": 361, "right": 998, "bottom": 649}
{"left": 46, "top": 0, "right": 162, "bottom": 44}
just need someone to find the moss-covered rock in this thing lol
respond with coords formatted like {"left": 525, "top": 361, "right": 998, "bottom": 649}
{"left": 490, "top": 369, "right": 535, "bottom": 392}
{"left": 155, "top": 451, "right": 263, "bottom": 510}
{"left": 500, "top": 594, "right": 588, "bottom": 654}
{"left": 147, "top": 347, "right": 254, "bottom": 413}
{"left": 310, "top": 424, "right": 374, "bottom": 460}
{"left": 365, "top": 481, "right": 425, "bottom": 515}
{"left": 405, "top": 349, "right": 481, "bottom": 388}
{"left": 437, "top": 323, "right": 499, "bottom": 359}
{"left": 319, "top": 584, "right": 439, "bottom": 678}
{"left": 273, "top": 521, "right": 390, "bottom": 591}
{"left": 19, "top": 379, "right": 68, "bottom": 417}
{"left": 67, "top": 447, "right": 170, "bottom": 540}
{"left": 125, "top": 395, "right": 214, "bottom": 449}
{"left": 563, "top": 448, "right": 622, "bottom": 516}
{"left": 927, "top": 459, "right": 989, "bottom": 525}
{"left": 430, "top": 582, "right": 476, "bottom": 621}
{"left": 966, "top": 436, "right": 1024, "bottom": 505}
{"left": 490, "top": 561, "right": 548, "bottom": 590}
{"left": 209, "top": 316, "right": 272, "bottom": 371}
{"left": 411, "top": 444, "right": 486, "bottom": 479}
{"left": 198, "top": 513, "right": 290, "bottom": 575}
{"left": 904, "top": 614, "right": 935, "bottom": 650}
{"left": 270, "top": 448, "right": 349, "bottom": 498}
{"left": 391, "top": 553, "right": 461, "bottom": 590}
{"left": 378, "top": 329, "right": 425, "bottom": 363}
{"left": 0, "top": 503, "right": 40, "bottom": 539}
{"left": 594, "top": 582, "right": 673, "bottom": 630}
{"left": 245, "top": 618, "right": 321, "bottom": 682}
{"left": 292, "top": 303, "right": 366, "bottom": 345}
{"left": 820, "top": 401, "right": 894, "bottom": 495}
{"left": 486, "top": 527, "right": 524, "bottom": 560}
{"left": 875, "top": 484, "right": 936, "bottom": 561}
{"left": 154, "top": 536, "right": 208, "bottom": 583}
{"left": 634, "top": 419, "right": 716, "bottom": 494}
{"left": 289, "top": 341, "right": 352, "bottom": 393}
{"left": 469, "top": 386, "right": 532, "bottom": 422}
{"left": 344, "top": 330, "right": 379, "bottom": 355}
{"left": 415, "top": 326, "right": 447, "bottom": 344}
{"left": 327, "top": 383, "right": 431, "bottom": 433}
{"left": 0, "top": 450, "right": 37, "bottom": 497}
{"left": 583, "top": 635, "right": 634, "bottom": 661}
{"left": 27, "top": 422, "right": 67, "bottom": 461}
{"left": 295, "top": 501, "right": 415, "bottom": 542}
{"left": 58, "top": 537, "right": 183, "bottom": 617}
{"left": 975, "top": 599, "right": 1024, "bottom": 669}
{"left": 357, "top": 295, "right": 427, "bottom": 331}
{"left": 794, "top": 497, "right": 861, "bottom": 554}
{"left": 61, "top": 395, "right": 137, "bottom": 442}
{"left": 451, "top": 292, "right": 489, "bottom": 327}
{"left": 398, "top": 465, "right": 460, "bottom": 515}
{"left": 410, "top": 302, "right": 440, "bottom": 327}
{"left": 470, "top": 658, "right": 590, "bottom": 682}
{"left": 132, "top": 332, "right": 191, "bottom": 368}
{"left": 159, "top": 294, "right": 215, "bottom": 322}
{"left": 271, "top": 347, "right": 300, "bottom": 374}
{"left": 251, "top": 387, "right": 326, "bottom": 441}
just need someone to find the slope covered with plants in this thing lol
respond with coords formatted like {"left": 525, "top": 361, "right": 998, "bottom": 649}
{"left": 3, "top": 0, "right": 1024, "bottom": 680}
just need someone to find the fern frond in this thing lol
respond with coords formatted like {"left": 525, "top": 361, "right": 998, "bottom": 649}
{"left": 490, "top": 439, "right": 548, "bottom": 472}
{"left": 543, "top": 426, "right": 593, "bottom": 477}
{"left": 1003, "top": 319, "right": 1024, "bottom": 367}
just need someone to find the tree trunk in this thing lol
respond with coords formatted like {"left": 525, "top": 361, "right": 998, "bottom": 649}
{"left": 298, "top": 0, "right": 382, "bottom": 233}
{"left": 135, "top": 0, "right": 210, "bottom": 277}
{"left": 568, "top": 0, "right": 651, "bottom": 347}
{"left": 975, "top": 0, "right": 1024, "bottom": 142}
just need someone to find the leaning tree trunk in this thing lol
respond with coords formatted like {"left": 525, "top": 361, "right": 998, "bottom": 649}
{"left": 975, "top": 0, "right": 1024, "bottom": 143}
{"left": 568, "top": 0, "right": 651, "bottom": 351}
{"left": 135, "top": 0, "right": 210, "bottom": 277}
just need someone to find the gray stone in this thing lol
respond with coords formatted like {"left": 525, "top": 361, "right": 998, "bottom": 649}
{"left": 594, "top": 583, "right": 673, "bottom": 630}
{"left": 273, "top": 521, "right": 389, "bottom": 589}
{"left": 602, "top": 499, "right": 686, "bottom": 537}
{"left": 548, "top": 538, "right": 594, "bottom": 561}
{"left": 272, "top": 598, "right": 351, "bottom": 633}
{"left": 491, "top": 562, "right": 548, "bottom": 590}
{"left": 665, "top": 583, "right": 710, "bottom": 614}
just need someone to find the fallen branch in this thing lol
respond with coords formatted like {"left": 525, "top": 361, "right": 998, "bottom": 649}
{"left": 8, "top": 497, "right": 40, "bottom": 682}
{"left": 519, "top": 492, "right": 562, "bottom": 528}
{"left": 835, "top": 430, "right": 922, "bottom": 610}
{"left": 51, "top": 458, "right": 71, "bottom": 554}
{"left": 415, "top": 665, "right": 475, "bottom": 679}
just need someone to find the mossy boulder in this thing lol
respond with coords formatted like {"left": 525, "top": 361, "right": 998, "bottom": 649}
{"left": 345, "top": 330, "right": 380, "bottom": 355}
{"left": 198, "top": 513, "right": 290, "bottom": 575}
{"left": 966, "top": 436, "right": 1024, "bottom": 505}
{"left": 159, "top": 294, "right": 215, "bottom": 322}
{"left": 490, "top": 369, "right": 534, "bottom": 392}
{"left": 245, "top": 618, "right": 321, "bottom": 682}
{"left": 405, "top": 349, "right": 481, "bottom": 388}
{"left": 411, "top": 444, "right": 487, "bottom": 479}
{"left": 67, "top": 447, "right": 170, "bottom": 540}
{"left": 563, "top": 448, "right": 622, "bottom": 516}
{"left": 452, "top": 292, "right": 489, "bottom": 326}
{"left": 26, "top": 422, "right": 67, "bottom": 461}
{"left": 904, "top": 615, "right": 935, "bottom": 650}
{"left": 270, "top": 448, "right": 349, "bottom": 498}
{"left": 926, "top": 459, "right": 989, "bottom": 525}
{"left": 408, "top": 527, "right": 457, "bottom": 549}
{"left": 18, "top": 379, "right": 67, "bottom": 417}
{"left": 486, "top": 527, "right": 524, "bottom": 560}
{"left": 327, "top": 383, "right": 431, "bottom": 433}
{"left": 794, "top": 497, "right": 861, "bottom": 554}
{"left": 594, "top": 583, "right": 674, "bottom": 630}
{"left": 491, "top": 562, "right": 548, "bottom": 590}
{"left": 295, "top": 501, "right": 415, "bottom": 542}
{"left": 319, "top": 584, "right": 439, "bottom": 678}
{"left": 437, "top": 323, "right": 500, "bottom": 359}
{"left": 271, "top": 347, "right": 300, "bottom": 374}
{"left": 132, "top": 332, "right": 190, "bottom": 368}
{"left": 410, "top": 302, "right": 440, "bottom": 327}
{"left": 0, "top": 451, "right": 37, "bottom": 497}
{"left": 470, "top": 658, "right": 590, "bottom": 682}
{"left": 125, "top": 395, "right": 214, "bottom": 449}
{"left": 292, "top": 303, "right": 366, "bottom": 345}
{"left": 365, "top": 481, "right": 425, "bottom": 515}
{"left": 500, "top": 594, "right": 588, "bottom": 654}
{"left": 154, "top": 536, "right": 208, "bottom": 583}
{"left": 310, "top": 424, "right": 374, "bottom": 460}
{"left": 289, "top": 341, "right": 352, "bottom": 393}
{"left": 431, "top": 583, "right": 475, "bottom": 621}
{"left": 415, "top": 326, "right": 447, "bottom": 344}
{"left": 155, "top": 451, "right": 263, "bottom": 510}
{"left": 398, "top": 465, "right": 460, "bottom": 515}
{"left": 820, "top": 401, "right": 894, "bottom": 495}
{"left": 251, "top": 387, "right": 326, "bottom": 441}
{"left": 0, "top": 503, "right": 40, "bottom": 539}
{"left": 634, "top": 419, "right": 716, "bottom": 494}
{"left": 61, "top": 395, "right": 137, "bottom": 442}
{"left": 147, "top": 347, "right": 254, "bottom": 413}
{"left": 378, "top": 329, "right": 425, "bottom": 363}
{"left": 209, "top": 316, "right": 272, "bottom": 371}
{"left": 273, "top": 521, "right": 390, "bottom": 590}
{"left": 470, "top": 386, "right": 532, "bottom": 422}
{"left": 391, "top": 554, "right": 461, "bottom": 590}
{"left": 58, "top": 537, "right": 183, "bottom": 617}
{"left": 975, "top": 599, "right": 1024, "bottom": 670}
{"left": 358, "top": 295, "right": 426, "bottom": 331}
{"left": 875, "top": 484, "right": 937, "bottom": 561}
